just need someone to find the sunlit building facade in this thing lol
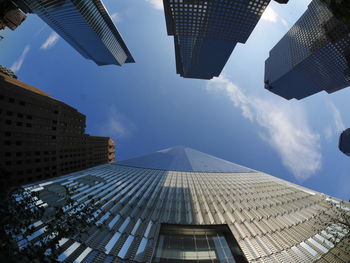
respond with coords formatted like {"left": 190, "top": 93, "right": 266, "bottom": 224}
{"left": 265, "top": 0, "right": 350, "bottom": 100}
{"left": 163, "top": 0, "right": 288, "bottom": 79}
{"left": 16, "top": 0, "right": 134, "bottom": 66}
{"left": 17, "top": 146, "right": 349, "bottom": 262}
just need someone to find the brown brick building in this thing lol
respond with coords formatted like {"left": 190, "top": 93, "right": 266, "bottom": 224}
{"left": 0, "top": 67, "right": 115, "bottom": 187}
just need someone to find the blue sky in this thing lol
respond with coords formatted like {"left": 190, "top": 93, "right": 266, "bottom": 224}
{"left": 0, "top": 0, "right": 349, "bottom": 200}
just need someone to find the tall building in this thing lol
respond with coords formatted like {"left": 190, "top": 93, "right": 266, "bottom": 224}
{"left": 339, "top": 128, "right": 350, "bottom": 156}
{"left": 0, "top": 0, "right": 26, "bottom": 30}
{"left": 15, "top": 0, "right": 134, "bottom": 66}
{"left": 264, "top": 0, "right": 350, "bottom": 100}
{"left": 163, "top": 0, "right": 288, "bottom": 80}
{"left": 0, "top": 67, "right": 115, "bottom": 187}
{"left": 12, "top": 146, "right": 349, "bottom": 262}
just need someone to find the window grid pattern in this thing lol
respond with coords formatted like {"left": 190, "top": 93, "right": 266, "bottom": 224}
{"left": 165, "top": 0, "right": 270, "bottom": 42}
{"left": 17, "top": 163, "right": 350, "bottom": 263}
{"left": 17, "top": 0, "right": 134, "bottom": 66}
{"left": 164, "top": 0, "right": 270, "bottom": 79}
{"left": 265, "top": 0, "right": 350, "bottom": 99}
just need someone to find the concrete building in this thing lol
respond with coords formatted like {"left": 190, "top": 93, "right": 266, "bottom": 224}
{"left": 163, "top": 0, "right": 288, "bottom": 80}
{"left": 14, "top": 146, "right": 350, "bottom": 262}
{"left": 15, "top": 0, "right": 134, "bottom": 66}
{"left": 0, "top": 67, "right": 115, "bottom": 187}
{"left": 339, "top": 128, "right": 350, "bottom": 156}
{"left": 265, "top": 0, "right": 350, "bottom": 100}
{"left": 0, "top": 0, "right": 26, "bottom": 30}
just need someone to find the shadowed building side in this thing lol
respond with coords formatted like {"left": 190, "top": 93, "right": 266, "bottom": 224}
{"left": 0, "top": 66, "right": 115, "bottom": 187}
{"left": 264, "top": 0, "right": 350, "bottom": 100}
{"left": 339, "top": 128, "right": 350, "bottom": 156}
{"left": 163, "top": 0, "right": 288, "bottom": 80}
{"left": 15, "top": 0, "right": 134, "bottom": 66}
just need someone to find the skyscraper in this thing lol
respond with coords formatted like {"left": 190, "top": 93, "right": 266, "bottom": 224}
{"left": 264, "top": 0, "right": 350, "bottom": 100}
{"left": 0, "top": 66, "right": 115, "bottom": 187}
{"left": 339, "top": 128, "right": 350, "bottom": 156}
{"left": 10, "top": 146, "right": 349, "bottom": 262}
{"left": 163, "top": 0, "right": 288, "bottom": 80}
{"left": 15, "top": 0, "right": 134, "bottom": 66}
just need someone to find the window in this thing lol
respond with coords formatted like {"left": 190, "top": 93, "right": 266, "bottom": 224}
{"left": 153, "top": 224, "right": 247, "bottom": 263}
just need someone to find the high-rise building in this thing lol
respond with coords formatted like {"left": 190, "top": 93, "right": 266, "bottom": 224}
{"left": 163, "top": 0, "right": 288, "bottom": 80}
{"left": 15, "top": 0, "right": 134, "bottom": 66}
{"left": 12, "top": 146, "right": 349, "bottom": 262}
{"left": 0, "top": 0, "right": 26, "bottom": 30}
{"left": 339, "top": 128, "right": 350, "bottom": 156}
{"left": 0, "top": 67, "right": 115, "bottom": 187}
{"left": 265, "top": 0, "right": 350, "bottom": 100}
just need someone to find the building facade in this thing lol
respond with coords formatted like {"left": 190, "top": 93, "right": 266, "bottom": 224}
{"left": 15, "top": 0, "right": 134, "bottom": 66}
{"left": 163, "top": 0, "right": 288, "bottom": 80}
{"left": 264, "top": 0, "right": 350, "bottom": 100}
{"left": 0, "top": 0, "right": 26, "bottom": 30}
{"left": 339, "top": 128, "right": 350, "bottom": 156}
{"left": 0, "top": 68, "right": 115, "bottom": 187}
{"left": 14, "top": 146, "right": 349, "bottom": 262}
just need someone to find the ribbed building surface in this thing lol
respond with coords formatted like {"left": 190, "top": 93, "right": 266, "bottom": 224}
{"left": 265, "top": 0, "right": 350, "bottom": 100}
{"left": 163, "top": 0, "right": 286, "bottom": 79}
{"left": 16, "top": 0, "right": 134, "bottom": 66}
{"left": 18, "top": 146, "right": 349, "bottom": 262}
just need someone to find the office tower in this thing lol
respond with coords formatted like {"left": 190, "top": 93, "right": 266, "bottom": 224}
{"left": 163, "top": 0, "right": 288, "bottom": 80}
{"left": 0, "top": 0, "right": 26, "bottom": 30}
{"left": 0, "top": 67, "right": 115, "bottom": 187}
{"left": 339, "top": 128, "right": 350, "bottom": 156}
{"left": 10, "top": 146, "right": 349, "bottom": 262}
{"left": 15, "top": 0, "right": 134, "bottom": 66}
{"left": 265, "top": 0, "right": 350, "bottom": 100}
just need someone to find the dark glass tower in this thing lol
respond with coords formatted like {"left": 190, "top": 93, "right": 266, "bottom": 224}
{"left": 16, "top": 0, "right": 134, "bottom": 66}
{"left": 265, "top": 0, "right": 350, "bottom": 100}
{"left": 7, "top": 146, "right": 349, "bottom": 262}
{"left": 163, "top": 0, "right": 288, "bottom": 80}
{"left": 339, "top": 128, "right": 350, "bottom": 156}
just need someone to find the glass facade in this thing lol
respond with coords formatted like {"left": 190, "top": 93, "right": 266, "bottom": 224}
{"left": 153, "top": 225, "right": 247, "bottom": 263}
{"left": 264, "top": 0, "right": 350, "bottom": 100}
{"left": 163, "top": 0, "right": 271, "bottom": 79}
{"left": 17, "top": 0, "right": 134, "bottom": 66}
{"left": 10, "top": 147, "right": 350, "bottom": 262}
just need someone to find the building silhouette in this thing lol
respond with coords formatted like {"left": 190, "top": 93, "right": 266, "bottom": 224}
{"left": 0, "top": 67, "right": 115, "bottom": 187}
{"left": 15, "top": 0, "right": 134, "bottom": 66}
{"left": 265, "top": 0, "right": 350, "bottom": 100}
{"left": 163, "top": 0, "right": 288, "bottom": 80}
{"left": 13, "top": 146, "right": 349, "bottom": 262}
{"left": 339, "top": 128, "right": 350, "bottom": 156}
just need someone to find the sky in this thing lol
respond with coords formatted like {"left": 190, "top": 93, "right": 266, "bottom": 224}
{"left": 0, "top": 0, "right": 349, "bottom": 201}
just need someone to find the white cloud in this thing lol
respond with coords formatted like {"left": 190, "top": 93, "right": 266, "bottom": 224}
{"left": 40, "top": 31, "right": 59, "bottom": 50}
{"left": 146, "top": 0, "right": 163, "bottom": 10}
{"left": 207, "top": 76, "right": 322, "bottom": 181}
{"left": 111, "top": 12, "right": 121, "bottom": 23}
{"left": 328, "top": 102, "right": 345, "bottom": 133}
{"left": 105, "top": 107, "right": 134, "bottom": 139}
{"left": 261, "top": 6, "right": 278, "bottom": 23}
{"left": 10, "top": 45, "right": 30, "bottom": 73}
{"left": 322, "top": 101, "right": 346, "bottom": 140}
{"left": 261, "top": 6, "right": 289, "bottom": 27}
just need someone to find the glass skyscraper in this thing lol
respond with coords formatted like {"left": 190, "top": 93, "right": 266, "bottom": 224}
{"left": 11, "top": 146, "right": 349, "bottom": 262}
{"left": 163, "top": 0, "right": 288, "bottom": 80}
{"left": 16, "top": 0, "right": 134, "bottom": 66}
{"left": 264, "top": 0, "right": 350, "bottom": 100}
